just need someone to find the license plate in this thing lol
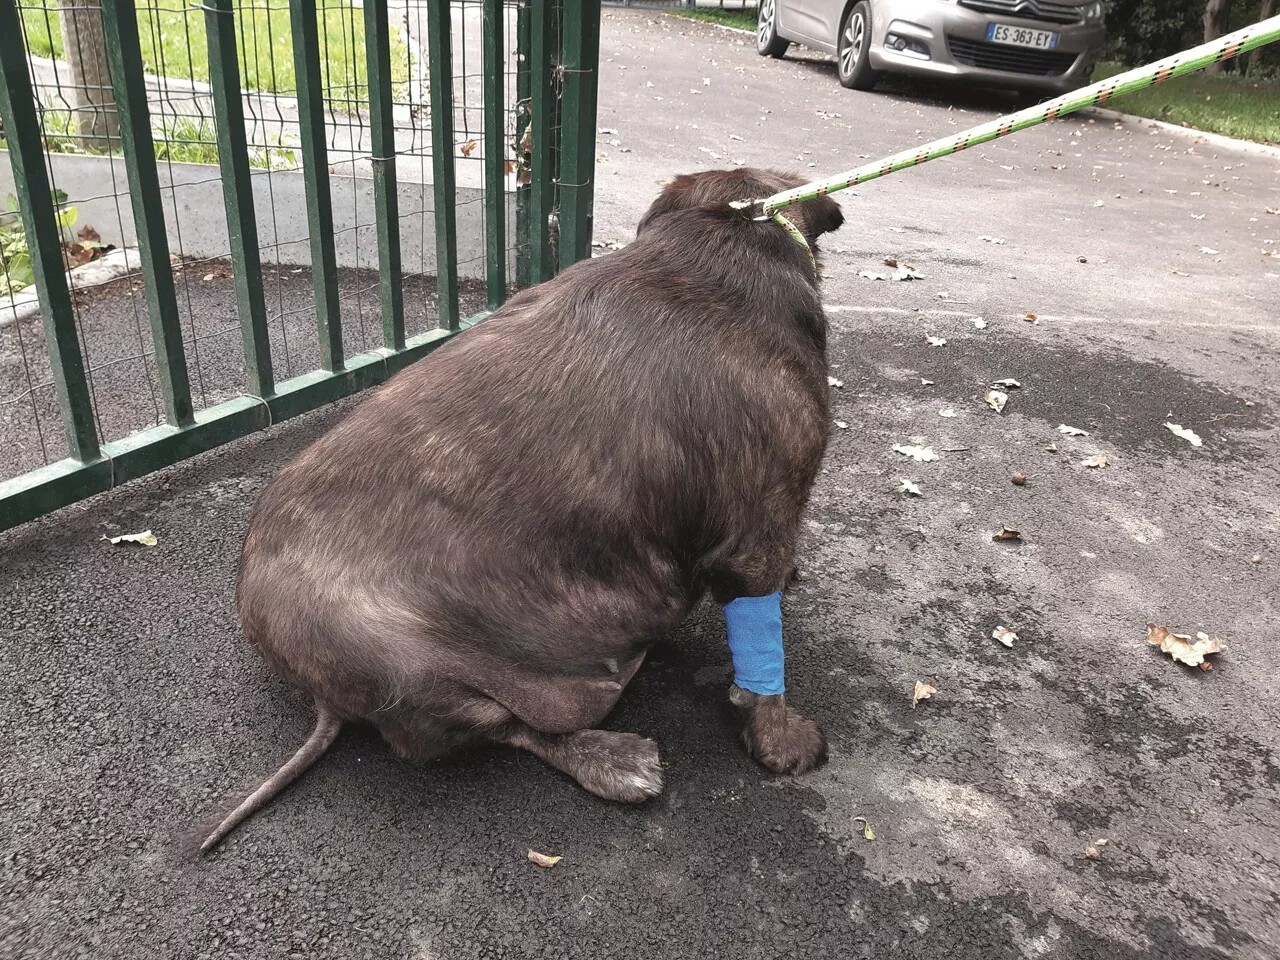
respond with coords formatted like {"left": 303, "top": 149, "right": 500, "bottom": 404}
{"left": 985, "top": 22, "right": 1059, "bottom": 49}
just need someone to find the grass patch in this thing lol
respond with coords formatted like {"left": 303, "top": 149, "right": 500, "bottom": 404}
{"left": 4, "top": 110, "right": 297, "bottom": 169}
{"left": 669, "top": 8, "right": 756, "bottom": 32}
{"left": 1092, "top": 62, "right": 1280, "bottom": 145}
{"left": 18, "top": 0, "right": 410, "bottom": 97}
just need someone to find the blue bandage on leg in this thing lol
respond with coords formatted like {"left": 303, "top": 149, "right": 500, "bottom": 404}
{"left": 723, "top": 591, "right": 786, "bottom": 696}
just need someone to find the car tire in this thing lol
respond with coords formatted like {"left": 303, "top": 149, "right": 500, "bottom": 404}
{"left": 757, "top": 0, "right": 789, "bottom": 59}
{"left": 838, "top": 2, "right": 879, "bottom": 90}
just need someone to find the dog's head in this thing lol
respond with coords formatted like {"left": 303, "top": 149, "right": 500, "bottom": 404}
{"left": 636, "top": 168, "right": 844, "bottom": 249}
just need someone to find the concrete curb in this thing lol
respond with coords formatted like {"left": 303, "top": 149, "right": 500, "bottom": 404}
{"left": 1083, "top": 106, "right": 1280, "bottom": 159}
{"left": 1, "top": 247, "right": 140, "bottom": 328}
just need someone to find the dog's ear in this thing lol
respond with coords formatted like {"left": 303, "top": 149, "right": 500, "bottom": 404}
{"left": 800, "top": 195, "right": 844, "bottom": 241}
{"left": 636, "top": 174, "right": 698, "bottom": 235}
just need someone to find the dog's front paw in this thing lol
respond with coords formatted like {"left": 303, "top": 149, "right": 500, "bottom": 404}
{"left": 730, "top": 685, "right": 828, "bottom": 776}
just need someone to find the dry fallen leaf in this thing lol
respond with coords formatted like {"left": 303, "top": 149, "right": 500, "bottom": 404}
{"left": 1058, "top": 424, "right": 1089, "bottom": 436}
{"left": 857, "top": 269, "right": 888, "bottom": 281}
{"left": 993, "top": 625, "right": 1018, "bottom": 648}
{"left": 527, "top": 850, "right": 562, "bottom": 868}
{"left": 991, "top": 378, "right": 1021, "bottom": 389}
{"left": 939, "top": 408, "right": 957, "bottom": 418}
{"left": 460, "top": 139, "right": 478, "bottom": 157}
{"left": 852, "top": 816, "right": 876, "bottom": 841}
{"left": 834, "top": 419, "right": 849, "bottom": 429}
{"left": 920, "top": 378, "right": 935, "bottom": 386}
{"left": 926, "top": 335, "right": 947, "bottom": 347}
{"left": 1045, "top": 443, "right": 1058, "bottom": 453}
{"left": 896, "top": 478, "right": 923, "bottom": 497}
{"left": 985, "top": 389, "right": 1008, "bottom": 414}
{"left": 1165, "top": 422, "right": 1203, "bottom": 447}
{"left": 971, "top": 317, "right": 988, "bottom": 329}
{"left": 827, "top": 375, "right": 844, "bottom": 388}
{"left": 893, "top": 444, "right": 939, "bottom": 463}
{"left": 1198, "top": 246, "right": 1220, "bottom": 255}
{"left": 882, "top": 256, "right": 898, "bottom": 268}
{"left": 912, "top": 681, "right": 937, "bottom": 708}
{"left": 1145, "top": 623, "right": 1225, "bottom": 667}
{"left": 978, "top": 235, "right": 1005, "bottom": 244}
{"left": 992, "top": 526, "right": 1022, "bottom": 543}
{"left": 895, "top": 263, "right": 925, "bottom": 281}
{"left": 1024, "top": 313, "right": 1039, "bottom": 322}
{"left": 1082, "top": 453, "right": 1109, "bottom": 468}
{"left": 102, "top": 530, "right": 157, "bottom": 547}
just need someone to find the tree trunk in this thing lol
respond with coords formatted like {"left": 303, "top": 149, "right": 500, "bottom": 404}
{"left": 57, "top": 0, "right": 119, "bottom": 151}
{"left": 1248, "top": 0, "right": 1276, "bottom": 74}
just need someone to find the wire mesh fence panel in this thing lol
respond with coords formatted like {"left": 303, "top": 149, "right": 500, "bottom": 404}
{"left": 600, "top": 0, "right": 755, "bottom": 10}
{"left": 0, "top": 0, "right": 597, "bottom": 530}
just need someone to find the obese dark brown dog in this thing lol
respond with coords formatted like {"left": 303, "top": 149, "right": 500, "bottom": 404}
{"left": 199, "top": 168, "right": 843, "bottom": 852}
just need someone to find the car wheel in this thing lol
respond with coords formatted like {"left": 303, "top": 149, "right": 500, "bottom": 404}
{"left": 757, "top": 0, "right": 789, "bottom": 59}
{"left": 837, "top": 2, "right": 879, "bottom": 90}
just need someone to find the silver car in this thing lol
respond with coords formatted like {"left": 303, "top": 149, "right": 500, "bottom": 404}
{"left": 756, "top": 0, "right": 1107, "bottom": 96}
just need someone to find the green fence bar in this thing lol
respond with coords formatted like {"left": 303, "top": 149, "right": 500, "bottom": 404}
{"left": 482, "top": 0, "right": 506, "bottom": 308}
{"left": 364, "top": 0, "right": 405, "bottom": 350}
{"left": 515, "top": 0, "right": 531, "bottom": 288}
{"left": 204, "top": 0, "right": 274, "bottom": 397}
{"left": 426, "top": 0, "right": 460, "bottom": 330}
{"left": 557, "top": 0, "right": 600, "bottom": 269}
{"left": 289, "top": 0, "right": 344, "bottom": 370}
{"left": 528, "top": 0, "right": 555, "bottom": 282}
{"left": 0, "top": 318, "right": 487, "bottom": 533}
{"left": 0, "top": 3, "right": 100, "bottom": 462}
{"left": 101, "top": 0, "right": 195, "bottom": 428}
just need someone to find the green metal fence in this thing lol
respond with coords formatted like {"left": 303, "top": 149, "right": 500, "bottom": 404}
{"left": 0, "top": 0, "right": 600, "bottom": 532}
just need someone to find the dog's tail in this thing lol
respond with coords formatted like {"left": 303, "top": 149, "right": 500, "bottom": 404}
{"left": 198, "top": 701, "right": 342, "bottom": 855}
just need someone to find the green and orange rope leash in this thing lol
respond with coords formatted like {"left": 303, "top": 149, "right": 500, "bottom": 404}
{"left": 747, "top": 14, "right": 1280, "bottom": 255}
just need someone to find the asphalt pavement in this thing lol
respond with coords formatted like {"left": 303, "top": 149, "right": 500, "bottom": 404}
{"left": 3, "top": 11, "right": 1279, "bottom": 960}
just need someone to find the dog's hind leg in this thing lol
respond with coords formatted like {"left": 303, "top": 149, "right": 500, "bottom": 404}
{"left": 490, "top": 722, "right": 664, "bottom": 804}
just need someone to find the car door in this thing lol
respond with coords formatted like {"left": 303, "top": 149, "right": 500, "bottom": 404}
{"left": 779, "top": 0, "right": 837, "bottom": 51}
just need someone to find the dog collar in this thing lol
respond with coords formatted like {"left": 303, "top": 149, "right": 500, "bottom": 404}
{"left": 729, "top": 199, "right": 817, "bottom": 278}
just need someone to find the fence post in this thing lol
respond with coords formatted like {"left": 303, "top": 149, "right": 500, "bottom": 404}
{"left": 204, "top": 0, "right": 274, "bottom": 398}
{"left": 289, "top": 0, "right": 344, "bottom": 371}
{"left": 0, "top": 1, "right": 100, "bottom": 462}
{"left": 558, "top": 0, "right": 600, "bottom": 270}
{"left": 426, "top": 0, "right": 460, "bottom": 331}
{"left": 528, "top": 0, "right": 557, "bottom": 282}
{"left": 365, "top": 0, "right": 405, "bottom": 351}
{"left": 100, "top": 0, "right": 195, "bottom": 428}
{"left": 482, "top": 0, "right": 506, "bottom": 308}
{"left": 515, "top": 0, "right": 532, "bottom": 288}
